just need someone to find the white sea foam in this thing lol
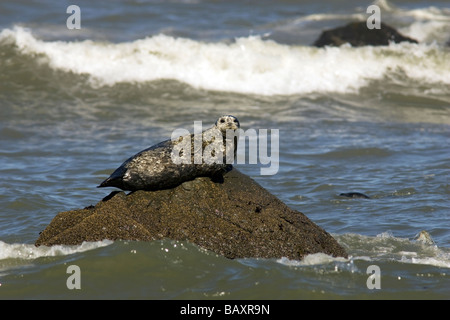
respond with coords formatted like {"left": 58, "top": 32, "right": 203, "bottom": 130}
{"left": 1, "top": 26, "right": 449, "bottom": 96}
{"left": 372, "top": 0, "right": 450, "bottom": 44}
{"left": 277, "top": 253, "right": 348, "bottom": 267}
{"left": 278, "top": 231, "right": 450, "bottom": 270}
{"left": 338, "top": 232, "right": 450, "bottom": 269}
{"left": 0, "top": 240, "right": 113, "bottom": 260}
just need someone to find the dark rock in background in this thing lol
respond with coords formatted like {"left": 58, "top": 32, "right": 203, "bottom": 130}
{"left": 313, "top": 22, "right": 418, "bottom": 47}
{"left": 340, "top": 192, "right": 370, "bottom": 199}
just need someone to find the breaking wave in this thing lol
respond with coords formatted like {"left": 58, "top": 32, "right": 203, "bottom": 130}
{"left": 1, "top": 26, "right": 449, "bottom": 96}
{"left": 277, "top": 231, "right": 450, "bottom": 270}
{"left": 0, "top": 240, "right": 113, "bottom": 261}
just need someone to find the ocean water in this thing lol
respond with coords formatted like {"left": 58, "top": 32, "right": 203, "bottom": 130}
{"left": 0, "top": 0, "right": 449, "bottom": 300}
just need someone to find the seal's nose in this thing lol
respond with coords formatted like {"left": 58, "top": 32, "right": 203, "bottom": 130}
{"left": 227, "top": 122, "right": 238, "bottom": 129}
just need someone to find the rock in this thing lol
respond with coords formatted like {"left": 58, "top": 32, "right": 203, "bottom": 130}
{"left": 35, "top": 169, "right": 347, "bottom": 260}
{"left": 339, "top": 192, "right": 370, "bottom": 199}
{"left": 313, "top": 22, "right": 418, "bottom": 47}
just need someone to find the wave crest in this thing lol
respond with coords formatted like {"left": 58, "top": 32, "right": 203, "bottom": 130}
{"left": 1, "top": 26, "right": 449, "bottom": 95}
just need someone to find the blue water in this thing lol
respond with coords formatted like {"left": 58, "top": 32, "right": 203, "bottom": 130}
{"left": 0, "top": 0, "right": 449, "bottom": 299}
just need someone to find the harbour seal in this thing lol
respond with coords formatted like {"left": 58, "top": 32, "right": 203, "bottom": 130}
{"left": 98, "top": 115, "right": 240, "bottom": 191}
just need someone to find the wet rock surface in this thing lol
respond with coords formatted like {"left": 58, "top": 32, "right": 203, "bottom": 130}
{"left": 36, "top": 169, "right": 347, "bottom": 260}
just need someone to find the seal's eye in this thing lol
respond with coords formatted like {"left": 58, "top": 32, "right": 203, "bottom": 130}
{"left": 220, "top": 119, "right": 225, "bottom": 123}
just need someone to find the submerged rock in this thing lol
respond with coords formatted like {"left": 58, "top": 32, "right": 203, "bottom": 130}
{"left": 35, "top": 169, "right": 347, "bottom": 260}
{"left": 313, "top": 22, "right": 418, "bottom": 47}
{"left": 340, "top": 192, "right": 370, "bottom": 199}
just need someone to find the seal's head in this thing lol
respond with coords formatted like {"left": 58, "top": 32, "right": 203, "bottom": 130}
{"left": 215, "top": 115, "right": 240, "bottom": 134}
